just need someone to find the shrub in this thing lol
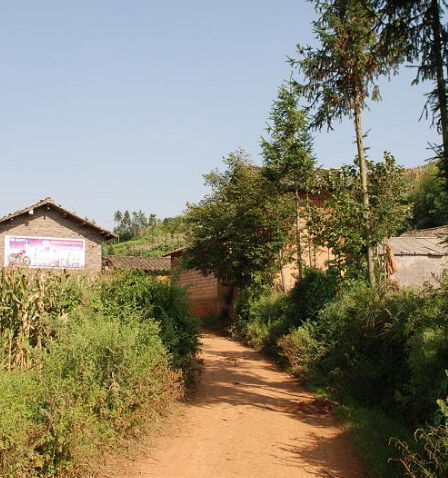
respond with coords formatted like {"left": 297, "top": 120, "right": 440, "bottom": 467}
{"left": 402, "top": 285, "right": 448, "bottom": 424}
{"left": 394, "top": 382, "right": 448, "bottom": 478}
{"left": 0, "top": 269, "right": 198, "bottom": 477}
{"left": 232, "top": 290, "right": 290, "bottom": 353}
{"left": 99, "top": 271, "right": 200, "bottom": 374}
{"left": 311, "top": 281, "right": 419, "bottom": 410}
{"left": 0, "top": 311, "right": 179, "bottom": 478}
{"left": 287, "top": 267, "right": 340, "bottom": 326}
{"left": 0, "top": 370, "right": 42, "bottom": 477}
{"left": 277, "top": 322, "right": 325, "bottom": 379}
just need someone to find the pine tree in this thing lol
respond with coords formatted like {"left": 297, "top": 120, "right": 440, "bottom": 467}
{"left": 290, "top": 0, "right": 399, "bottom": 285}
{"left": 261, "top": 84, "right": 316, "bottom": 277}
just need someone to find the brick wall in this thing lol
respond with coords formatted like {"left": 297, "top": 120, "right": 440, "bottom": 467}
{"left": 171, "top": 253, "right": 223, "bottom": 316}
{"left": 0, "top": 207, "right": 104, "bottom": 273}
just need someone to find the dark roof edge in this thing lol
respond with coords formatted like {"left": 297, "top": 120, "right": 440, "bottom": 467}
{"left": 0, "top": 197, "right": 117, "bottom": 239}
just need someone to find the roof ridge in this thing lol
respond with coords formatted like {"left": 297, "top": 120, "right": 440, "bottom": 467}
{"left": 0, "top": 198, "right": 117, "bottom": 239}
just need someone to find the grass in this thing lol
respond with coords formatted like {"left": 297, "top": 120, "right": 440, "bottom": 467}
{"left": 303, "top": 377, "right": 412, "bottom": 478}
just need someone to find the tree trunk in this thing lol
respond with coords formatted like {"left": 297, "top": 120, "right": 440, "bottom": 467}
{"left": 354, "top": 102, "right": 376, "bottom": 287}
{"left": 306, "top": 193, "right": 313, "bottom": 267}
{"left": 295, "top": 188, "right": 304, "bottom": 277}
{"left": 430, "top": 0, "right": 448, "bottom": 191}
{"left": 279, "top": 249, "right": 287, "bottom": 293}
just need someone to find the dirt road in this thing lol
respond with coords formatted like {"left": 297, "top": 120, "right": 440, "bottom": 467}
{"left": 119, "top": 334, "right": 366, "bottom": 478}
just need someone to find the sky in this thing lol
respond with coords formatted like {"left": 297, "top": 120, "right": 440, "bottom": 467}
{"left": 0, "top": 0, "right": 440, "bottom": 230}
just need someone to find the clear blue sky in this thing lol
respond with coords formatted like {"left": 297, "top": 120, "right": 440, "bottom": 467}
{"left": 0, "top": 0, "right": 440, "bottom": 230}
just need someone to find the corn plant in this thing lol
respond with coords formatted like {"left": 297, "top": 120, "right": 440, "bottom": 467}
{"left": 0, "top": 269, "right": 86, "bottom": 370}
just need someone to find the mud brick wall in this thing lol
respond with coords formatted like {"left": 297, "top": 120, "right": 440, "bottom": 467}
{"left": 0, "top": 207, "right": 103, "bottom": 273}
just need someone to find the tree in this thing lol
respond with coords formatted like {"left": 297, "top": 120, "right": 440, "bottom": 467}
{"left": 376, "top": 0, "right": 448, "bottom": 190}
{"left": 290, "top": 0, "right": 399, "bottom": 285}
{"left": 184, "top": 150, "right": 294, "bottom": 290}
{"left": 311, "top": 153, "right": 407, "bottom": 277}
{"left": 261, "top": 84, "right": 316, "bottom": 278}
{"left": 408, "top": 163, "right": 448, "bottom": 229}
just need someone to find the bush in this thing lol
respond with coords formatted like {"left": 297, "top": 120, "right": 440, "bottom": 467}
{"left": 0, "top": 311, "right": 179, "bottom": 478}
{"left": 309, "top": 281, "right": 419, "bottom": 411}
{"left": 277, "top": 322, "right": 325, "bottom": 379}
{"left": 287, "top": 267, "right": 340, "bottom": 326}
{"left": 99, "top": 271, "right": 200, "bottom": 374}
{"left": 402, "top": 285, "right": 448, "bottom": 424}
{"left": 394, "top": 383, "right": 448, "bottom": 478}
{"left": 232, "top": 290, "right": 290, "bottom": 353}
{"left": 0, "top": 269, "right": 200, "bottom": 477}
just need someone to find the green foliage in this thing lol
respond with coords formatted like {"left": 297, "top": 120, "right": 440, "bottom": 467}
{"left": 184, "top": 150, "right": 295, "bottom": 289}
{"left": 113, "top": 209, "right": 158, "bottom": 241}
{"left": 261, "top": 84, "right": 316, "bottom": 189}
{"left": 261, "top": 83, "right": 317, "bottom": 276}
{"left": 277, "top": 323, "right": 325, "bottom": 379}
{"left": 401, "top": 284, "right": 448, "bottom": 423}
{"left": 311, "top": 282, "right": 418, "bottom": 411}
{"left": 108, "top": 214, "right": 186, "bottom": 257}
{"left": 292, "top": 0, "right": 403, "bottom": 284}
{"left": 312, "top": 153, "right": 408, "bottom": 276}
{"left": 0, "top": 311, "right": 179, "bottom": 478}
{"left": 0, "top": 269, "right": 199, "bottom": 477}
{"left": 407, "top": 163, "right": 448, "bottom": 229}
{"left": 292, "top": 0, "right": 399, "bottom": 128}
{"left": 99, "top": 271, "right": 199, "bottom": 374}
{"left": 376, "top": 0, "right": 448, "bottom": 192}
{"left": 0, "top": 270, "right": 86, "bottom": 370}
{"left": 393, "top": 386, "right": 448, "bottom": 478}
{"left": 287, "top": 267, "right": 340, "bottom": 325}
{"left": 231, "top": 289, "right": 290, "bottom": 352}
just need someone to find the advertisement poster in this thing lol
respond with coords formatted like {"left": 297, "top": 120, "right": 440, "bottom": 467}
{"left": 4, "top": 235, "right": 85, "bottom": 269}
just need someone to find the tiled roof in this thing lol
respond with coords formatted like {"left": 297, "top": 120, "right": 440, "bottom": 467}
{"left": 0, "top": 197, "right": 117, "bottom": 239}
{"left": 104, "top": 256, "right": 171, "bottom": 272}
{"left": 383, "top": 237, "right": 448, "bottom": 256}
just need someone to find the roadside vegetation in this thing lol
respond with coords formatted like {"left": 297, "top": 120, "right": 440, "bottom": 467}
{"left": 0, "top": 269, "right": 199, "bottom": 478}
{"left": 230, "top": 271, "right": 448, "bottom": 478}
{"left": 182, "top": 1, "right": 448, "bottom": 477}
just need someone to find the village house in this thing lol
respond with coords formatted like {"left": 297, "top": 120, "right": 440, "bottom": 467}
{"left": 383, "top": 233, "right": 448, "bottom": 288}
{"left": 166, "top": 248, "right": 234, "bottom": 317}
{"left": 166, "top": 243, "right": 332, "bottom": 318}
{"left": 0, "top": 197, "right": 116, "bottom": 273}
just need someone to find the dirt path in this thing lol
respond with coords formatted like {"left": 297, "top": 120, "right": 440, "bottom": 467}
{"left": 117, "top": 333, "right": 366, "bottom": 478}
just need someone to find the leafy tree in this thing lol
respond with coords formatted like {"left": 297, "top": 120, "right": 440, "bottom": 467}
{"left": 376, "top": 0, "right": 448, "bottom": 190}
{"left": 290, "top": 0, "right": 399, "bottom": 285}
{"left": 113, "top": 209, "right": 157, "bottom": 241}
{"left": 408, "top": 163, "right": 448, "bottom": 229}
{"left": 113, "top": 210, "right": 123, "bottom": 225}
{"left": 261, "top": 84, "right": 316, "bottom": 277}
{"left": 312, "top": 153, "right": 407, "bottom": 277}
{"left": 184, "top": 150, "right": 294, "bottom": 290}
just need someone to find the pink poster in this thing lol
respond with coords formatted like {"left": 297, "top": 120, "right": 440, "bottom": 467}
{"left": 4, "top": 235, "right": 85, "bottom": 269}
